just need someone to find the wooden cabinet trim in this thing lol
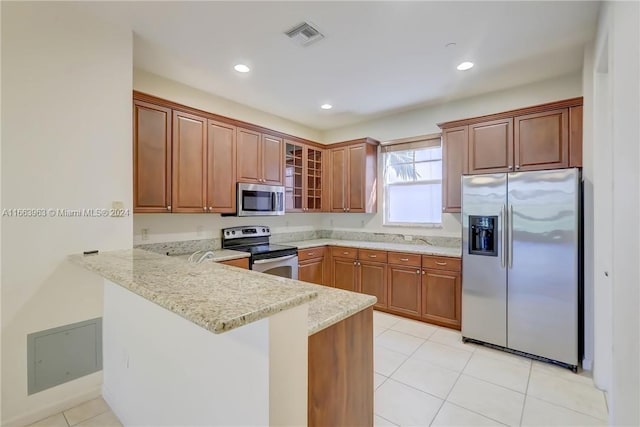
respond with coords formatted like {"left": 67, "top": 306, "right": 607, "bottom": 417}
{"left": 438, "top": 97, "right": 583, "bottom": 129}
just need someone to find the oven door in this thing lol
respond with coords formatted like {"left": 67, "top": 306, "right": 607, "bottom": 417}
{"left": 237, "top": 183, "right": 285, "bottom": 216}
{"left": 251, "top": 254, "right": 298, "bottom": 280}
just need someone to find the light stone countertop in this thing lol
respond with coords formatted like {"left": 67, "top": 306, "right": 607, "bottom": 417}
{"left": 69, "top": 249, "right": 376, "bottom": 336}
{"left": 174, "top": 249, "right": 250, "bottom": 263}
{"left": 283, "top": 239, "right": 462, "bottom": 258}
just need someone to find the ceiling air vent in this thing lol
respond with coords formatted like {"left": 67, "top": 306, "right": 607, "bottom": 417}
{"left": 284, "top": 22, "right": 324, "bottom": 47}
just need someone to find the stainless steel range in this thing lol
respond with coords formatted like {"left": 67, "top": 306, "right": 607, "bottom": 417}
{"left": 222, "top": 226, "right": 298, "bottom": 280}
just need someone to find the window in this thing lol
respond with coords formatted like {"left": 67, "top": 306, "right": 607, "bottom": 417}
{"left": 383, "top": 135, "right": 442, "bottom": 225}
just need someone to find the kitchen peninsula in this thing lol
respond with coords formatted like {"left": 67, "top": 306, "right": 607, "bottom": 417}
{"left": 70, "top": 249, "right": 376, "bottom": 426}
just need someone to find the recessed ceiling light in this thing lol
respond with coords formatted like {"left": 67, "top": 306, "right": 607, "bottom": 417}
{"left": 457, "top": 61, "right": 474, "bottom": 71}
{"left": 445, "top": 42, "right": 457, "bottom": 48}
{"left": 320, "top": 104, "right": 333, "bottom": 110}
{"left": 234, "top": 64, "right": 250, "bottom": 73}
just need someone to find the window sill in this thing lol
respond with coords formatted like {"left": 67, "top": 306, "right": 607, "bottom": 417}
{"left": 383, "top": 222, "right": 443, "bottom": 229}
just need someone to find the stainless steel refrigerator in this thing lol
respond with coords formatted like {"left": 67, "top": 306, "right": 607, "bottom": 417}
{"left": 461, "top": 168, "right": 581, "bottom": 370}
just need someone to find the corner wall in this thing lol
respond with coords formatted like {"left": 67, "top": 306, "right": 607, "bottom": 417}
{"left": 1, "top": 3, "right": 133, "bottom": 425}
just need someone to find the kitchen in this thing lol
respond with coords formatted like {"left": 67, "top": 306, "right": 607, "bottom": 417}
{"left": 2, "top": 2, "right": 639, "bottom": 427}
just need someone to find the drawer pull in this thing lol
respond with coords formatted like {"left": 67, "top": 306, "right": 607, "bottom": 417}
{"left": 416, "top": 269, "right": 420, "bottom": 274}
{"left": 307, "top": 252, "right": 315, "bottom": 256}
{"left": 400, "top": 258, "right": 409, "bottom": 261}
{"left": 435, "top": 261, "right": 447, "bottom": 266}
{"left": 343, "top": 252, "right": 349, "bottom": 255}
{"left": 369, "top": 255, "right": 377, "bottom": 258}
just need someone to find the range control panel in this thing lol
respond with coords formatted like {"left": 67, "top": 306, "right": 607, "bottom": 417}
{"left": 222, "top": 226, "right": 271, "bottom": 240}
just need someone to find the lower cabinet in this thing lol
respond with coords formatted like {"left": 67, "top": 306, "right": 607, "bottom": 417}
{"left": 298, "top": 247, "right": 327, "bottom": 285}
{"left": 332, "top": 257, "right": 359, "bottom": 292}
{"left": 218, "top": 258, "right": 249, "bottom": 269}
{"left": 387, "top": 265, "right": 422, "bottom": 317}
{"left": 359, "top": 261, "right": 388, "bottom": 309}
{"left": 421, "top": 269, "right": 461, "bottom": 329}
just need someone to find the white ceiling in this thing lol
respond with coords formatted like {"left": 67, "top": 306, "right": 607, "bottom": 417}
{"left": 78, "top": 1, "right": 599, "bottom": 131}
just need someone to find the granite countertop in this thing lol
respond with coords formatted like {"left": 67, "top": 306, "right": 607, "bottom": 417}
{"left": 69, "top": 249, "right": 376, "bottom": 336}
{"left": 283, "top": 239, "right": 462, "bottom": 258}
{"left": 174, "top": 249, "right": 250, "bottom": 263}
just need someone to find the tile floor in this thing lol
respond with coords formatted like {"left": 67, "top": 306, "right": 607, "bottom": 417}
{"left": 26, "top": 311, "right": 609, "bottom": 427}
{"left": 373, "top": 311, "right": 609, "bottom": 427}
{"left": 26, "top": 397, "right": 121, "bottom": 427}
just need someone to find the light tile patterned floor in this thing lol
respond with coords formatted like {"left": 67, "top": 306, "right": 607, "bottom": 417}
{"left": 25, "top": 398, "right": 121, "bottom": 427}
{"left": 26, "top": 312, "right": 608, "bottom": 427}
{"left": 373, "top": 311, "right": 609, "bottom": 427}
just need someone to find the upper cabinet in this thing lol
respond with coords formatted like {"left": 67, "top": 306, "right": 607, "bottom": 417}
{"left": 133, "top": 100, "right": 172, "bottom": 213}
{"left": 285, "top": 141, "right": 325, "bottom": 212}
{"left": 236, "top": 129, "right": 284, "bottom": 185}
{"left": 330, "top": 139, "right": 378, "bottom": 213}
{"left": 172, "top": 110, "right": 208, "bottom": 213}
{"left": 439, "top": 97, "right": 583, "bottom": 213}
{"left": 207, "top": 120, "right": 236, "bottom": 213}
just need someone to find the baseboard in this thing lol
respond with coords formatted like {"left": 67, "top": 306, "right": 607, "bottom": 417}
{"left": 102, "top": 385, "right": 130, "bottom": 426}
{"left": 2, "top": 386, "right": 102, "bottom": 427}
{"left": 582, "top": 357, "right": 593, "bottom": 371}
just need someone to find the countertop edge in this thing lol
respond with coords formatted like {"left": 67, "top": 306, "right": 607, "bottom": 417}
{"left": 285, "top": 239, "right": 462, "bottom": 258}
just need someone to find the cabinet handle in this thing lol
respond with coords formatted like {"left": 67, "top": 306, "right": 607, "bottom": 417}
{"left": 515, "top": 165, "right": 520, "bottom": 170}
{"left": 400, "top": 258, "right": 409, "bottom": 261}
{"left": 347, "top": 208, "right": 350, "bottom": 212}
{"left": 202, "top": 207, "right": 207, "bottom": 211}
{"left": 369, "top": 255, "right": 377, "bottom": 258}
{"left": 435, "top": 261, "right": 447, "bottom": 266}
{"left": 167, "top": 206, "right": 171, "bottom": 211}
{"left": 416, "top": 269, "right": 420, "bottom": 274}
{"left": 307, "top": 252, "right": 315, "bottom": 256}
{"left": 343, "top": 252, "right": 349, "bottom": 255}
{"left": 508, "top": 165, "right": 513, "bottom": 170}
{"left": 209, "top": 207, "right": 213, "bottom": 212}
{"left": 353, "top": 261, "right": 357, "bottom": 265}
{"left": 422, "top": 271, "right": 426, "bottom": 275}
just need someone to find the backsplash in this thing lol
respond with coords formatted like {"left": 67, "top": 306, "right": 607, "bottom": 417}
{"left": 135, "top": 229, "right": 460, "bottom": 255}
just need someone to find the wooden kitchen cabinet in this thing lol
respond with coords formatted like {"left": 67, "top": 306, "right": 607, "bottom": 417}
{"left": 172, "top": 110, "right": 207, "bottom": 213}
{"left": 421, "top": 255, "right": 461, "bottom": 329}
{"left": 569, "top": 105, "right": 583, "bottom": 167}
{"left": 360, "top": 260, "right": 388, "bottom": 309}
{"left": 218, "top": 258, "right": 249, "bottom": 269}
{"left": 514, "top": 108, "right": 569, "bottom": 171}
{"left": 387, "top": 264, "right": 422, "bottom": 317}
{"left": 133, "top": 100, "right": 172, "bottom": 213}
{"left": 468, "top": 118, "right": 513, "bottom": 174}
{"left": 285, "top": 141, "right": 324, "bottom": 212}
{"left": 206, "top": 119, "right": 236, "bottom": 213}
{"left": 330, "top": 139, "right": 378, "bottom": 213}
{"left": 298, "top": 246, "right": 326, "bottom": 285}
{"left": 237, "top": 128, "right": 284, "bottom": 185}
{"left": 442, "top": 126, "right": 468, "bottom": 213}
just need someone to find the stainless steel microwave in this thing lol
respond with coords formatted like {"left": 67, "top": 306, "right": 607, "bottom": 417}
{"left": 237, "top": 183, "right": 285, "bottom": 216}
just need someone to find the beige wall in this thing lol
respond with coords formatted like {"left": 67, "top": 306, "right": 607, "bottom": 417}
{"left": 1, "top": 3, "right": 133, "bottom": 425}
{"left": 134, "top": 69, "right": 323, "bottom": 142}
{"left": 322, "top": 72, "right": 583, "bottom": 143}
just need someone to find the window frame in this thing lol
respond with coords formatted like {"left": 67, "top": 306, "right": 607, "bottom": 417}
{"left": 382, "top": 134, "right": 443, "bottom": 227}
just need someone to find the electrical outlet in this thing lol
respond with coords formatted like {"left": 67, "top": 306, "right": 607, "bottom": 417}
{"left": 141, "top": 228, "right": 149, "bottom": 241}
{"left": 404, "top": 235, "right": 413, "bottom": 241}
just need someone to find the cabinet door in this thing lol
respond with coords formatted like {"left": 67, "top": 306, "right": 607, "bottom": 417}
{"left": 172, "top": 111, "right": 207, "bottom": 213}
{"left": 332, "top": 257, "right": 358, "bottom": 292}
{"left": 285, "top": 141, "right": 304, "bottom": 212}
{"left": 442, "top": 126, "right": 467, "bottom": 213}
{"left": 347, "top": 144, "right": 366, "bottom": 212}
{"left": 307, "top": 147, "right": 323, "bottom": 212}
{"left": 331, "top": 148, "right": 347, "bottom": 212}
{"left": 133, "top": 101, "right": 172, "bottom": 213}
{"left": 236, "top": 128, "right": 261, "bottom": 183}
{"left": 569, "top": 105, "right": 583, "bottom": 168}
{"left": 387, "top": 265, "right": 421, "bottom": 317}
{"left": 299, "top": 258, "right": 325, "bottom": 285}
{"left": 360, "top": 261, "right": 388, "bottom": 309}
{"left": 421, "top": 269, "right": 461, "bottom": 329}
{"left": 515, "top": 108, "right": 568, "bottom": 171}
{"left": 262, "top": 133, "right": 284, "bottom": 184}
{"left": 468, "top": 118, "right": 513, "bottom": 174}
{"left": 207, "top": 120, "right": 236, "bottom": 213}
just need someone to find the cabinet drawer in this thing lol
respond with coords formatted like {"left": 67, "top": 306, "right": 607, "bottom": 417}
{"left": 218, "top": 258, "right": 249, "bottom": 269}
{"left": 387, "top": 252, "right": 421, "bottom": 267}
{"left": 298, "top": 246, "right": 326, "bottom": 262}
{"left": 331, "top": 246, "right": 358, "bottom": 259}
{"left": 422, "top": 256, "right": 461, "bottom": 272}
{"left": 358, "top": 249, "right": 387, "bottom": 263}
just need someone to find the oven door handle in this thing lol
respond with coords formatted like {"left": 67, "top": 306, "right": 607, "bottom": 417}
{"left": 252, "top": 254, "right": 298, "bottom": 265}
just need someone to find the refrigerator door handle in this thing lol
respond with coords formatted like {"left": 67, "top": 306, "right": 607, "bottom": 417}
{"left": 508, "top": 204, "right": 514, "bottom": 268}
{"left": 500, "top": 204, "right": 506, "bottom": 268}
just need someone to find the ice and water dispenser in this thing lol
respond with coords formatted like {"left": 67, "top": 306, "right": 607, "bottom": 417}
{"left": 468, "top": 216, "right": 498, "bottom": 256}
